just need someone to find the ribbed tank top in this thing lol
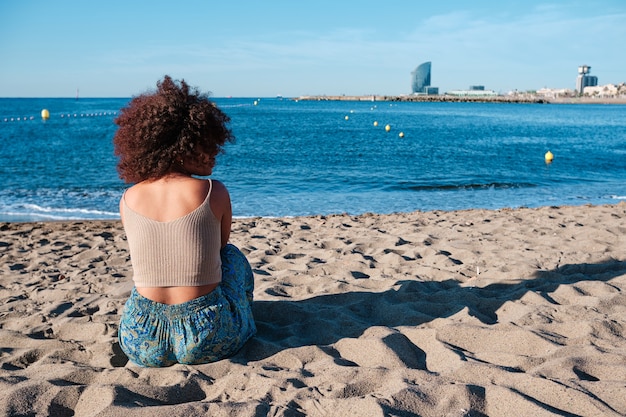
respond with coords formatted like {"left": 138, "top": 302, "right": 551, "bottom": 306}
{"left": 122, "top": 180, "right": 222, "bottom": 287}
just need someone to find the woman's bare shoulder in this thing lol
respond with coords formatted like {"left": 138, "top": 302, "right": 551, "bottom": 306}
{"left": 121, "top": 183, "right": 143, "bottom": 203}
{"left": 208, "top": 179, "right": 229, "bottom": 198}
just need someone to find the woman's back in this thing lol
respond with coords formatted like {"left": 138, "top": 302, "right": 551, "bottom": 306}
{"left": 121, "top": 177, "right": 231, "bottom": 304}
{"left": 123, "top": 176, "right": 212, "bottom": 222}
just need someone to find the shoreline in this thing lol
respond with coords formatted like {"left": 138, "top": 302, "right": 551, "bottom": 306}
{"left": 2, "top": 200, "right": 625, "bottom": 224}
{"left": 2, "top": 203, "right": 626, "bottom": 415}
{"left": 296, "top": 94, "right": 626, "bottom": 104}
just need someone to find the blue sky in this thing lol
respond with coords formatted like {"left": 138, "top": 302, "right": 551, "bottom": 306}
{"left": 1, "top": 0, "right": 625, "bottom": 97}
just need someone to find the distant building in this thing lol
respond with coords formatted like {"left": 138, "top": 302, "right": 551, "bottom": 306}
{"left": 446, "top": 85, "right": 496, "bottom": 97}
{"left": 536, "top": 87, "right": 575, "bottom": 98}
{"left": 576, "top": 65, "right": 598, "bottom": 95}
{"left": 583, "top": 83, "right": 626, "bottom": 97}
{"left": 411, "top": 61, "right": 438, "bottom": 95}
{"left": 446, "top": 89, "right": 497, "bottom": 97}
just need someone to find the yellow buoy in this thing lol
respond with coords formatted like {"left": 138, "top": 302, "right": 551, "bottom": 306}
{"left": 399, "top": 132, "right": 404, "bottom": 138}
{"left": 545, "top": 151, "right": 554, "bottom": 163}
{"left": 345, "top": 115, "right": 349, "bottom": 120}
{"left": 385, "top": 124, "right": 391, "bottom": 132}
{"left": 253, "top": 100, "right": 258, "bottom": 106}
{"left": 373, "top": 121, "right": 378, "bottom": 126}
{"left": 41, "top": 109, "right": 50, "bottom": 119}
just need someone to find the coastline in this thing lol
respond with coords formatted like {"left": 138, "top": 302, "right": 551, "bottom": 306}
{"left": 296, "top": 94, "right": 626, "bottom": 104}
{"left": 1, "top": 203, "right": 626, "bottom": 415}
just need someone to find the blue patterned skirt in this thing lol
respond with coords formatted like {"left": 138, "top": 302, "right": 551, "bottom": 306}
{"left": 118, "top": 244, "right": 256, "bottom": 367}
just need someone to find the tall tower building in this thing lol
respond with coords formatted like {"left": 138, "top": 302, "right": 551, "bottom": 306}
{"left": 411, "top": 62, "right": 432, "bottom": 94}
{"left": 576, "top": 65, "right": 598, "bottom": 95}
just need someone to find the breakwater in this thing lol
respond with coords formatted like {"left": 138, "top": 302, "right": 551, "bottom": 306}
{"left": 296, "top": 94, "right": 626, "bottom": 104}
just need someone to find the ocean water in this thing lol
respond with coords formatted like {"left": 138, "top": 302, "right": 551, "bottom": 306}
{"left": 1, "top": 97, "right": 625, "bottom": 222}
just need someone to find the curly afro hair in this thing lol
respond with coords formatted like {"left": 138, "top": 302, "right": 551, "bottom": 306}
{"left": 113, "top": 75, "right": 234, "bottom": 183}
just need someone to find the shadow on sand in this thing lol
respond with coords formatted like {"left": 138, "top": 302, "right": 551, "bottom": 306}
{"left": 240, "top": 259, "right": 626, "bottom": 363}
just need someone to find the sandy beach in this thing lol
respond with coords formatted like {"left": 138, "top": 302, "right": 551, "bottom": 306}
{"left": 1, "top": 204, "right": 625, "bottom": 416}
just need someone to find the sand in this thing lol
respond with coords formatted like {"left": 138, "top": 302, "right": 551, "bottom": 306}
{"left": 1, "top": 204, "right": 625, "bottom": 416}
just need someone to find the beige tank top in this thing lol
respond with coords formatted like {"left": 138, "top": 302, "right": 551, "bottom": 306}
{"left": 122, "top": 180, "right": 222, "bottom": 287}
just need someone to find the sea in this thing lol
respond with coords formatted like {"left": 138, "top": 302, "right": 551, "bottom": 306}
{"left": 1, "top": 97, "right": 625, "bottom": 222}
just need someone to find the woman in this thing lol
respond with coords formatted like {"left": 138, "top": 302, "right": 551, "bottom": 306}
{"left": 114, "top": 75, "right": 256, "bottom": 367}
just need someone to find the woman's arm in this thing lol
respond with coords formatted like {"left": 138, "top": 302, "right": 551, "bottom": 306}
{"left": 119, "top": 194, "right": 126, "bottom": 225}
{"left": 210, "top": 180, "right": 232, "bottom": 248}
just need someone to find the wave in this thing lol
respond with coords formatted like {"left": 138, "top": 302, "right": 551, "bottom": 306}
{"left": 390, "top": 181, "right": 537, "bottom": 192}
{"left": 0, "top": 204, "right": 119, "bottom": 222}
{"left": 216, "top": 103, "right": 254, "bottom": 108}
{"left": 22, "top": 203, "right": 117, "bottom": 216}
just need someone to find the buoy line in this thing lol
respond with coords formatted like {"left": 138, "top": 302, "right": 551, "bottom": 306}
{"left": 2, "top": 110, "right": 117, "bottom": 122}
